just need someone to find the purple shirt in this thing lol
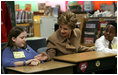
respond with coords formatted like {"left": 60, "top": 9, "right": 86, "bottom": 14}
{"left": 2, "top": 45, "right": 38, "bottom": 68}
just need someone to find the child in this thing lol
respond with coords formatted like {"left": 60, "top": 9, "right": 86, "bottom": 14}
{"left": 95, "top": 22, "right": 117, "bottom": 54}
{"left": 2, "top": 26, "right": 40, "bottom": 72}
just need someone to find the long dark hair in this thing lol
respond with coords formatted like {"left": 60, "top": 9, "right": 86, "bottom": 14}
{"left": 2, "top": 26, "right": 27, "bottom": 51}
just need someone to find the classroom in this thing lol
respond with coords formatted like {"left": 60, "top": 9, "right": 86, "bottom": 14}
{"left": 1, "top": 0, "right": 117, "bottom": 74}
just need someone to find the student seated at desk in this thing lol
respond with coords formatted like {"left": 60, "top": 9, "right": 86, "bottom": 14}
{"left": 2, "top": 26, "right": 41, "bottom": 72}
{"left": 95, "top": 22, "right": 117, "bottom": 54}
{"left": 35, "top": 11, "right": 94, "bottom": 61}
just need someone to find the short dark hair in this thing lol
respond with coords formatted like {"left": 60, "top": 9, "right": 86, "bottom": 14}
{"left": 107, "top": 22, "right": 117, "bottom": 34}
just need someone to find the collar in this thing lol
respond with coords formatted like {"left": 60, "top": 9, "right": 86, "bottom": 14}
{"left": 73, "top": 29, "right": 78, "bottom": 37}
{"left": 103, "top": 35, "right": 116, "bottom": 44}
{"left": 111, "top": 37, "right": 117, "bottom": 44}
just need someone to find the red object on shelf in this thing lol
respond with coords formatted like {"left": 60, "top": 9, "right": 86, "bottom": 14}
{"left": 33, "top": 12, "right": 44, "bottom": 15}
{"left": 65, "top": 1, "right": 117, "bottom": 11}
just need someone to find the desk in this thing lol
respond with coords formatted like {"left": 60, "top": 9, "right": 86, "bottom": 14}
{"left": 6, "top": 61, "right": 75, "bottom": 74}
{"left": 53, "top": 51, "right": 117, "bottom": 73}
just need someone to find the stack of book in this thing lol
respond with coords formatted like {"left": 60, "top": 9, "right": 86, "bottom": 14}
{"left": 82, "top": 21, "right": 99, "bottom": 44}
{"left": 15, "top": 10, "right": 33, "bottom": 24}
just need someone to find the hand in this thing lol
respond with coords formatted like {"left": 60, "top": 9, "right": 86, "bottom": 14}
{"left": 26, "top": 59, "right": 34, "bottom": 65}
{"left": 90, "top": 46, "right": 95, "bottom": 51}
{"left": 34, "top": 52, "right": 48, "bottom": 61}
{"left": 26, "top": 59, "right": 39, "bottom": 66}
{"left": 30, "top": 59, "right": 39, "bottom": 66}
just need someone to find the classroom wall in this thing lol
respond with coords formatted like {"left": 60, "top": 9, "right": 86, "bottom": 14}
{"left": 15, "top": 1, "right": 66, "bottom": 12}
{"left": 15, "top": 1, "right": 38, "bottom": 12}
{"left": 65, "top": 1, "right": 117, "bottom": 11}
{"left": 15, "top": 1, "right": 117, "bottom": 12}
{"left": 93, "top": 1, "right": 117, "bottom": 10}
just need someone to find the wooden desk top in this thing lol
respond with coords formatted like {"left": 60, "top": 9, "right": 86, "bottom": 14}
{"left": 6, "top": 61, "right": 75, "bottom": 73}
{"left": 53, "top": 51, "right": 117, "bottom": 63}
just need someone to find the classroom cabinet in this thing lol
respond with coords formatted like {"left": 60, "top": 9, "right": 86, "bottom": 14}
{"left": 40, "top": 17, "right": 57, "bottom": 39}
{"left": 33, "top": 15, "right": 45, "bottom": 37}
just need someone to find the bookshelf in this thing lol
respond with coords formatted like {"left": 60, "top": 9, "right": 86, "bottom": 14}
{"left": 15, "top": 9, "right": 33, "bottom": 37}
{"left": 16, "top": 23, "right": 33, "bottom": 37}
{"left": 16, "top": 23, "right": 30, "bottom": 26}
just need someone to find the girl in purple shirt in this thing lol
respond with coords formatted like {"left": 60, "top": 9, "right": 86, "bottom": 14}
{"left": 2, "top": 26, "right": 41, "bottom": 73}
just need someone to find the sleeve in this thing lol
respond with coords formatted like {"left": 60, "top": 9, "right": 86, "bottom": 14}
{"left": 78, "top": 45, "right": 94, "bottom": 52}
{"left": 95, "top": 39, "right": 117, "bottom": 54}
{"left": 75, "top": 29, "right": 94, "bottom": 52}
{"left": 46, "top": 38, "right": 56, "bottom": 60}
{"left": 74, "top": 28, "right": 81, "bottom": 44}
{"left": 2, "top": 48, "right": 17, "bottom": 68}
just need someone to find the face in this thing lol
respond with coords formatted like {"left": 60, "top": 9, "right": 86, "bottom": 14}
{"left": 59, "top": 24, "right": 72, "bottom": 38}
{"left": 104, "top": 25, "right": 116, "bottom": 41}
{"left": 12, "top": 31, "right": 27, "bottom": 48}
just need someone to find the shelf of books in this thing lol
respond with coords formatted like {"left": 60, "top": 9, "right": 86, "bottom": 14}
{"left": 81, "top": 17, "right": 116, "bottom": 47}
{"left": 15, "top": 9, "right": 33, "bottom": 37}
{"left": 81, "top": 21, "right": 99, "bottom": 47}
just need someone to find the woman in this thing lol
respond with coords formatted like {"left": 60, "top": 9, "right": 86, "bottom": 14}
{"left": 36, "top": 11, "right": 94, "bottom": 61}
{"left": 2, "top": 26, "right": 40, "bottom": 71}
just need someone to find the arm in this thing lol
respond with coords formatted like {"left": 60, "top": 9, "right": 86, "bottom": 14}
{"left": 34, "top": 39, "right": 56, "bottom": 61}
{"left": 46, "top": 38, "right": 57, "bottom": 60}
{"left": 14, "top": 59, "right": 39, "bottom": 66}
{"left": 14, "top": 45, "right": 40, "bottom": 66}
{"left": 2, "top": 48, "right": 17, "bottom": 68}
{"left": 47, "top": 48, "right": 56, "bottom": 60}
{"left": 95, "top": 39, "right": 117, "bottom": 54}
{"left": 78, "top": 45, "right": 94, "bottom": 52}
{"left": 2, "top": 47, "right": 39, "bottom": 68}
{"left": 75, "top": 28, "right": 94, "bottom": 52}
